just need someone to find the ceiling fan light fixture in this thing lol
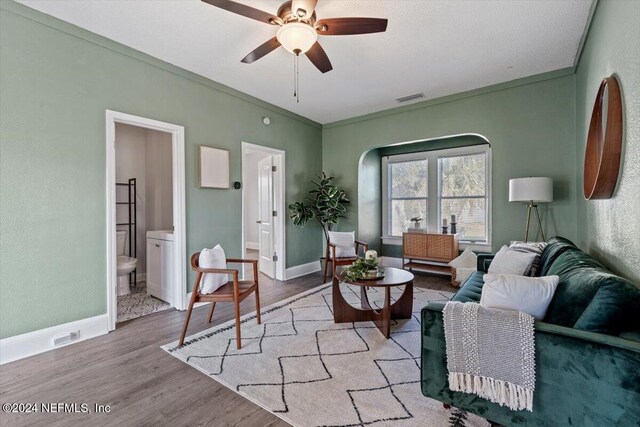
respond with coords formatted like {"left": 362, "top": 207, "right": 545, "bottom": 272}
{"left": 276, "top": 22, "right": 318, "bottom": 54}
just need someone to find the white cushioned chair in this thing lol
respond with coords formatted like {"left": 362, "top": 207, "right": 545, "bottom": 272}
{"left": 323, "top": 231, "right": 369, "bottom": 282}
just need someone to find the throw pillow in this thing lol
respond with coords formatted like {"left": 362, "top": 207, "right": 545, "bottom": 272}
{"left": 509, "top": 241, "right": 547, "bottom": 276}
{"left": 449, "top": 248, "right": 477, "bottom": 269}
{"left": 480, "top": 274, "right": 560, "bottom": 320}
{"left": 328, "top": 231, "right": 357, "bottom": 258}
{"left": 199, "top": 244, "right": 228, "bottom": 294}
{"left": 487, "top": 245, "right": 537, "bottom": 276}
{"left": 454, "top": 267, "right": 475, "bottom": 286}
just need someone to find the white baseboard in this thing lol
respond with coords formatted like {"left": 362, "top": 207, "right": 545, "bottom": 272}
{"left": 245, "top": 242, "right": 259, "bottom": 250}
{"left": 380, "top": 256, "right": 403, "bottom": 268}
{"left": 0, "top": 314, "right": 109, "bottom": 365}
{"left": 285, "top": 260, "right": 321, "bottom": 280}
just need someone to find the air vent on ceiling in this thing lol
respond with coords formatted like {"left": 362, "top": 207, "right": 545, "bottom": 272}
{"left": 395, "top": 92, "right": 425, "bottom": 103}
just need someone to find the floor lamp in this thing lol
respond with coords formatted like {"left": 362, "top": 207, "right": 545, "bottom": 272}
{"left": 509, "top": 177, "right": 553, "bottom": 242}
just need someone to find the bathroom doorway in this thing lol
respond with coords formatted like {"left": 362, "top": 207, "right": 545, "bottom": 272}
{"left": 106, "top": 111, "right": 186, "bottom": 331}
{"left": 241, "top": 142, "right": 286, "bottom": 281}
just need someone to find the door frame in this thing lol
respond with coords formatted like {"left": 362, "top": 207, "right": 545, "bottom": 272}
{"left": 241, "top": 142, "right": 286, "bottom": 281}
{"left": 105, "top": 110, "right": 187, "bottom": 331}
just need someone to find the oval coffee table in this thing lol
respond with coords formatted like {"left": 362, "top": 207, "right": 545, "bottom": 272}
{"left": 332, "top": 267, "right": 415, "bottom": 338}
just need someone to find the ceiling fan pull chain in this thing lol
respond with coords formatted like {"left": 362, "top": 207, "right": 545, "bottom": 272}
{"left": 293, "top": 49, "right": 301, "bottom": 103}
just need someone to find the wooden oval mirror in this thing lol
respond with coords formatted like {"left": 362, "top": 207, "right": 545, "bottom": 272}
{"left": 584, "top": 75, "right": 623, "bottom": 200}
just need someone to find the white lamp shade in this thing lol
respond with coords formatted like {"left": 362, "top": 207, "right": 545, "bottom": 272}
{"left": 276, "top": 23, "right": 318, "bottom": 54}
{"left": 509, "top": 177, "right": 553, "bottom": 202}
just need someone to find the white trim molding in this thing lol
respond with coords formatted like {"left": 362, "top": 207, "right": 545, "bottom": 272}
{"left": 380, "top": 256, "right": 403, "bottom": 268}
{"left": 285, "top": 260, "right": 321, "bottom": 280}
{"left": 382, "top": 144, "right": 492, "bottom": 246}
{"left": 106, "top": 110, "right": 187, "bottom": 330}
{"left": 245, "top": 242, "right": 259, "bottom": 251}
{"left": 0, "top": 314, "right": 108, "bottom": 365}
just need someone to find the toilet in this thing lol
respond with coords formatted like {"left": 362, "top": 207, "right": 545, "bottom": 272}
{"left": 116, "top": 230, "right": 138, "bottom": 296}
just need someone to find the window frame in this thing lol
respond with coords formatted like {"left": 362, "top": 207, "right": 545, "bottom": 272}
{"left": 384, "top": 155, "right": 429, "bottom": 239}
{"left": 382, "top": 145, "right": 491, "bottom": 249}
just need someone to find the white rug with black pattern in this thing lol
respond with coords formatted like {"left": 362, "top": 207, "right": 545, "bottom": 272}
{"left": 162, "top": 283, "right": 489, "bottom": 427}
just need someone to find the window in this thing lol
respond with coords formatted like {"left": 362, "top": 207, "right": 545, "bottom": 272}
{"left": 382, "top": 145, "right": 491, "bottom": 245}
{"left": 388, "top": 159, "right": 428, "bottom": 236}
{"left": 439, "top": 153, "right": 487, "bottom": 242}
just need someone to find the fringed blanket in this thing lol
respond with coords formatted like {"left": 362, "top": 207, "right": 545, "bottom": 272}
{"left": 443, "top": 302, "right": 535, "bottom": 411}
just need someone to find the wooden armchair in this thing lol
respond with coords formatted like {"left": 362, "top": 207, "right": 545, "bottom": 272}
{"left": 323, "top": 237, "right": 369, "bottom": 282}
{"left": 179, "top": 252, "right": 261, "bottom": 349}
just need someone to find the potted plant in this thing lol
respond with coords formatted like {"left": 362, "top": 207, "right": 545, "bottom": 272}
{"left": 342, "top": 256, "right": 381, "bottom": 281}
{"left": 410, "top": 216, "right": 423, "bottom": 230}
{"left": 288, "top": 173, "right": 350, "bottom": 241}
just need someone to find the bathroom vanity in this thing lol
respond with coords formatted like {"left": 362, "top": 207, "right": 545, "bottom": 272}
{"left": 146, "top": 230, "right": 174, "bottom": 305}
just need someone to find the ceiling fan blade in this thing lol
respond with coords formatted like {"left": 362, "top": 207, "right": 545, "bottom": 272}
{"left": 291, "top": 0, "right": 318, "bottom": 20}
{"left": 241, "top": 37, "right": 281, "bottom": 64}
{"left": 306, "top": 42, "right": 332, "bottom": 73}
{"left": 315, "top": 18, "right": 388, "bottom": 35}
{"left": 202, "top": 0, "right": 280, "bottom": 25}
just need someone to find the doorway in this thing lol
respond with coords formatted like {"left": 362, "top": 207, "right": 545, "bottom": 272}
{"left": 241, "top": 142, "right": 286, "bottom": 281}
{"left": 106, "top": 110, "right": 186, "bottom": 331}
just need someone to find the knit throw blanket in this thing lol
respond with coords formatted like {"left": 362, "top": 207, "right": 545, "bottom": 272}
{"left": 443, "top": 302, "right": 535, "bottom": 411}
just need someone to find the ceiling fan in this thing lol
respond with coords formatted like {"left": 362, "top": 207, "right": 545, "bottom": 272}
{"left": 202, "top": 0, "right": 388, "bottom": 74}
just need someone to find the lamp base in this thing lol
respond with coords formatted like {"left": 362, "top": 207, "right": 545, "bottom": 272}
{"left": 524, "top": 202, "right": 546, "bottom": 243}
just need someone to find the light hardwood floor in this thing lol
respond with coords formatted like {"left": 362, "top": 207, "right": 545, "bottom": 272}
{"left": 0, "top": 263, "right": 454, "bottom": 427}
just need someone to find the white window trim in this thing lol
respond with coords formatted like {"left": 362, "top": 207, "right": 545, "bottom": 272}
{"left": 382, "top": 145, "right": 492, "bottom": 248}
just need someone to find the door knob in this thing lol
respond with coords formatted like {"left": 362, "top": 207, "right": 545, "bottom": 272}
{"left": 256, "top": 220, "right": 262, "bottom": 224}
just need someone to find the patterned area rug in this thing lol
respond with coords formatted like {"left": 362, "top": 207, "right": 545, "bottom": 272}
{"left": 117, "top": 281, "right": 171, "bottom": 322}
{"left": 163, "top": 283, "right": 489, "bottom": 427}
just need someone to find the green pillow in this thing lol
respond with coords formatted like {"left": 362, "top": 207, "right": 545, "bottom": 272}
{"left": 544, "top": 268, "right": 607, "bottom": 327}
{"left": 574, "top": 276, "right": 640, "bottom": 334}
{"left": 537, "top": 236, "right": 576, "bottom": 276}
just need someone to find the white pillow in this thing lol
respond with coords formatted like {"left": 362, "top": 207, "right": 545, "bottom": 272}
{"left": 199, "top": 244, "right": 228, "bottom": 294}
{"left": 480, "top": 274, "right": 559, "bottom": 320}
{"left": 509, "top": 241, "right": 547, "bottom": 276}
{"left": 328, "top": 231, "right": 357, "bottom": 258}
{"left": 455, "top": 267, "right": 475, "bottom": 285}
{"left": 449, "top": 248, "right": 477, "bottom": 269}
{"left": 487, "top": 245, "right": 537, "bottom": 276}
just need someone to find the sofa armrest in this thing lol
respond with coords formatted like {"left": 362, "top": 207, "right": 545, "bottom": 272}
{"left": 476, "top": 254, "right": 494, "bottom": 272}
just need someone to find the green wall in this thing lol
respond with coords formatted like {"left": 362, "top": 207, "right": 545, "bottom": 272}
{"left": 574, "top": 0, "right": 640, "bottom": 284}
{"left": 323, "top": 72, "right": 578, "bottom": 254}
{"left": 0, "top": 2, "right": 323, "bottom": 339}
{"left": 3, "top": 0, "right": 639, "bottom": 342}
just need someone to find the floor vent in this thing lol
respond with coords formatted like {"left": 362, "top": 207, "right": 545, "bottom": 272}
{"left": 395, "top": 92, "right": 425, "bottom": 103}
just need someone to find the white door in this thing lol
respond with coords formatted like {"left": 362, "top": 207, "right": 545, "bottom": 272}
{"left": 257, "top": 156, "right": 275, "bottom": 278}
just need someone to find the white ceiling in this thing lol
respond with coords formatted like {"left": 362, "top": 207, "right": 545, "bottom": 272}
{"left": 18, "top": 0, "right": 593, "bottom": 124}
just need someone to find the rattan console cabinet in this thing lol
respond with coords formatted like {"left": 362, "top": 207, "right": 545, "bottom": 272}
{"left": 402, "top": 232, "right": 459, "bottom": 276}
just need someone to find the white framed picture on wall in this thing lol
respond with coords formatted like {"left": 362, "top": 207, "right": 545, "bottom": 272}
{"left": 199, "top": 145, "right": 229, "bottom": 189}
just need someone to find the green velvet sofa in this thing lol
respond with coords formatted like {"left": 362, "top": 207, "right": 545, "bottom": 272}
{"left": 421, "top": 237, "right": 640, "bottom": 426}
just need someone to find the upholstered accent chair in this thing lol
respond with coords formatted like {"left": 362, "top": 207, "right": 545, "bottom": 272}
{"left": 323, "top": 231, "right": 369, "bottom": 282}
